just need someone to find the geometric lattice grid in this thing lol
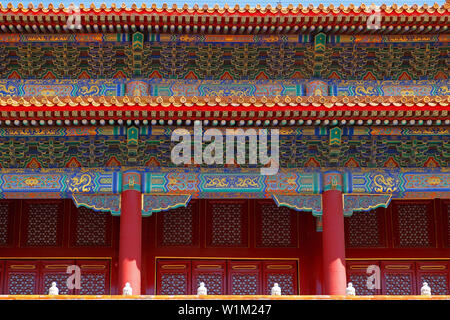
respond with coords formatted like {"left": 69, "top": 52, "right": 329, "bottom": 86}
{"left": 210, "top": 202, "right": 244, "bottom": 246}
{"left": 26, "top": 203, "right": 61, "bottom": 246}
{"left": 447, "top": 203, "right": 450, "bottom": 247}
{"left": 161, "top": 205, "right": 194, "bottom": 246}
{"left": 348, "top": 273, "right": 379, "bottom": 296}
{"left": 418, "top": 274, "right": 448, "bottom": 295}
{"left": 43, "top": 273, "right": 71, "bottom": 295}
{"left": 346, "top": 210, "right": 383, "bottom": 247}
{"left": 396, "top": 204, "right": 433, "bottom": 247}
{"left": 258, "top": 203, "right": 295, "bottom": 247}
{"left": 160, "top": 274, "right": 188, "bottom": 295}
{"left": 75, "top": 207, "right": 108, "bottom": 247}
{"left": 384, "top": 273, "right": 414, "bottom": 295}
{"left": 265, "top": 273, "right": 295, "bottom": 295}
{"left": 7, "top": 273, "right": 37, "bottom": 294}
{"left": 0, "top": 202, "right": 11, "bottom": 246}
{"left": 195, "top": 273, "right": 223, "bottom": 295}
{"left": 230, "top": 273, "right": 259, "bottom": 295}
{"left": 79, "top": 273, "right": 107, "bottom": 295}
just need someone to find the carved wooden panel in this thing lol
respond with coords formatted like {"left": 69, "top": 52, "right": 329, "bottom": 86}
{"left": 391, "top": 201, "right": 436, "bottom": 248}
{"left": 346, "top": 261, "right": 381, "bottom": 295}
{"left": 345, "top": 208, "right": 386, "bottom": 248}
{"left": 192, "top": 260, "right": 226, "bottom": 295}
{"left": 157, "top": 260, "right": 191, "bottom": 295}
{"left": 206, "top": 200, "right": 248, "bottom": 247}
{"left": 75, "top": 260, "right": 110, "bottom": 295}
{"left": 381, "top": 261, "right": 416, "bottom": 295}
{"left": 443, "top": 200, "right": 450, "bottom": 248}
{"left": 71, "top": 206, "right": 112, "bottom": 247}
{"left": 0, "top": 201, "right": 14, "bottom": 247}
{"left": 228, "top": 261, "right": 261, "bottom": 295}
{"left": 255, "top": 200, "right": 297, "bottom": 248}
{"left": 22, "top": 200, "right": 64, "bottom": 247}
{"left": 40, "top": 260, "right": 75, "bottom": 295}
{"left": 262, "top": 261, "right": 298, "bottom": 295}
{"left": 157, "top": 200, "right": 199, "bottom": 247}
{"left": 4, "top": 260, "right": 39, "bottom": 295}
{"left": 416, "top": 261, "right": 449, "bottom": 295}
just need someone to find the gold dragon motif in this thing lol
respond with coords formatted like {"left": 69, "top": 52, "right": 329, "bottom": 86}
{"left": 373, "top": 174, "right": 398, "bottom": 193}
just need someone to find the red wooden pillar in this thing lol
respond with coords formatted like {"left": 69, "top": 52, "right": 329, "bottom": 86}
{"left": 322, "top": 172, "right": 346, "bottom": 295}
{"left": 118, "top": 171, "right": 142, "bottom": 295}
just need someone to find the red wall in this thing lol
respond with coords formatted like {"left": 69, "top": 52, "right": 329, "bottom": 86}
{"left": 0, "top": 198, "right": 449, "bottom": 295}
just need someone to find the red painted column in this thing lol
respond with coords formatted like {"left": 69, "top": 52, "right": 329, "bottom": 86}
{"left": 322, "top": 172, "right": 346, "bottom": 295}
{"left": 118, "top": 171, "right": 142, "bottom": 295}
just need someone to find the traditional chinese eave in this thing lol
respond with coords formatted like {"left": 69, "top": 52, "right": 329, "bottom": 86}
{"left": 0, "top": 95, "right": 448, "bottom": 125}
{"left": 0, "top": 3, "right": 448, "bottom": 35}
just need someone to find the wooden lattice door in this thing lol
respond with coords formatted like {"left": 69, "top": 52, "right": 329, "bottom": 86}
{"left": 192, "top": 260, "right": 226, "bottom": 295}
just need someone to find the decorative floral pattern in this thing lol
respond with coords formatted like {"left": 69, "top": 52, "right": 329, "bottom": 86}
{"left": 210, "top": 203, "right": 244, "bottom": 246}
{"left": 195, "top": 273, "right": 223, "bottom": 295}
{"left": 42, "top": 273, "right": 71, "bottom": 295}
{"left": 26, "top": 203, "right": 61, "bottom": 246}
{"left": 7, "top": 273, "right": 36, "bottom": 295}
{"left": 258, "top": 203, "right": 294, "bottom": 247}
{"left": 346, "top": 211, "right": 383, "bottom": 247}
{"left": 265, "top": 273, "right": 295, "bottom": 295}
{"left": 231, "top": 274, "right": 259, "bottom": 295}
{"left": 384, "top": 273, "right": 414, "bottom": 295}
{"left": 160, "top": 274, "right": 188, "bottom": 295}
{"left": 75, "top": 207, "right": 108, "bottom": 247}
{"left": 162, "top": 205, "right": 194, "bottom": 246}
{"left": 396, "top": 204, "right": 432, "bottom": 247}
{"left": 79, "top": 273, "right": 107, "bottom": 295}
{"left": 419, "top": 274, "right": 448, "bottom": 295}
{"left": 0, "top": 203, "right": 10, "bottom": 246}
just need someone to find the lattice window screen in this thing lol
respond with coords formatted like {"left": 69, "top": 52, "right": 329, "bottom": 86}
{"left": 346, "top": 209, "right": 384, "bottom": 247}
{"left": 0, "top": 202, "right": 12, "bottom": 246}
{"left": 25, "top": 202, "right": 63, "bottom": 247}
{"left": 394, "top": 202, "right": 434, "bottom": 248}
{"left": 208, "top": 201, "right": 246, "bottom": 247}
{"left": 160, "top": 204, "right": 196, "bottom": 246}
{"left": 256, "top": 201, "right": 296, "bottom": 248}
{"left": 74, "top": 207, "right": 109, "bottom": 247}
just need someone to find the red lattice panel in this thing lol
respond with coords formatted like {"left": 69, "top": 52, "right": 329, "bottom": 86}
{"left": 416, "top": 261, "right": 449, "bottom": 295}
{"left": 345, "top": 208, "right": 385, "bottom": 248}
{"left": 206, "top": 200, "right": 248, "bottom": 247}
{"left": 42, "top": 273, "right": 72, "bottom": 295}
{"left": 75, "top": 260, "right": 110, "bottom": 295}
{"left": 346, "top": 261, "right": 381, "bottom": 295}
{"left": 192, "top": 260, "right": 226, "bottom": 295}
{"left": 381, "top": 262, "right": 416, "bottom": 295}
{"left": 5, "top": 261, "right": 39, "bottom": 295}
{"left": 78, "top": 273, "right": 107, "bottom": 295}
{"left": 228, "top": 261, "right": 261, "bottom": 295}
{"left": 40, "top": 260, "right": 75, "bottom": 295}
{"left": 23, "top": 201, "right": 64, "bottom": 247}
{"left": 392, "top": 201, "right": 435, "bottom": 248}
{"left": 0, "top": 201, "right": 13, "bottom": 247}
{"left": 157, "top": 201, "right": 198, "bottom": 247}
{"left": 443, "top": 201, "right": 450, "bottom": 247}
{"left": 255, "top": 200, "right": 297, "bottom": 248}
{"left": 7, "top": 273, "right": 37, "bottom": 294}
{"left": 72, "top": 207, "right": 111, "bottom": 247}
{"left": 157, "top": 260, "right": 191, "bottom": 295}
{"left": 262, "top": 261, "right": 298, "bottom": 295}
